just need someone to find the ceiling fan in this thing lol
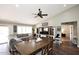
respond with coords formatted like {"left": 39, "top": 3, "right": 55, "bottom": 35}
{"left": 33, "top": 9, "right": 48, "bottom": 18}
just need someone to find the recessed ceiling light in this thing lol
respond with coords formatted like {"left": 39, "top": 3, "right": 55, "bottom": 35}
{"left": 64, "top": 4, "right": 67, "bottom": 7}
{"left": 16, "top": 4, "right": 19, "bottom": 7}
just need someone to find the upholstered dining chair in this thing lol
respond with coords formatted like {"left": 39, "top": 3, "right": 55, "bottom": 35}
{"left": 9, "top": 39, "right": 20, "bottom": 55}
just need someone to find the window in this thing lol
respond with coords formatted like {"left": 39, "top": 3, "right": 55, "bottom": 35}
{"left": 44, "top": 28, "right": 48, "bottom": 31}
{"left": 17, "top": 26, "right": 32, "bottom": 34}
{"left": 0, "top": 26, "right": 9, "bottom": 43}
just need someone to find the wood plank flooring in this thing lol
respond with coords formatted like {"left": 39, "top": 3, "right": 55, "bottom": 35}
{"left": 53, "top": 38, "right": 79, "bottom": 55}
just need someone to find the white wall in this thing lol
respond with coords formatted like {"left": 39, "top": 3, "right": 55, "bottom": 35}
{"left": 36, "top": 5, "right": 79, "bottom": 47}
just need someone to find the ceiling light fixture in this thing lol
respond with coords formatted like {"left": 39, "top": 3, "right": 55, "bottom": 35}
{"left": 16, "top": 4, "right": 19, "bottom": 7}
{"left": 64, "top": 4, "right": 67, "bottom": 7}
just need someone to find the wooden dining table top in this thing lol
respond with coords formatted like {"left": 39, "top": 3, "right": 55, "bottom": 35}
{"left": 15, "top": 37, "right": 53, "bottom": 55}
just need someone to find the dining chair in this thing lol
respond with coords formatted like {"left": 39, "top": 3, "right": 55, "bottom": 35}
{"left": 41, "top": 37, "right": 53, "bottom": 55}
{"left": 47, "top": 40, "right": 53, "bottom": 55}
{"left": 9, "top": 39, "right": 20, "bottom": 55}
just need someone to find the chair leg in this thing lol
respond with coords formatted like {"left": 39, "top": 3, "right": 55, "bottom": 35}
{"left": 41, "top": 46, "right": 48, "bottom": 55}
{"left": 9, "top": 50, "right": 21, "bottom": 55}
{"left": 9, "top": 51, "right": 15, "bottom": 55}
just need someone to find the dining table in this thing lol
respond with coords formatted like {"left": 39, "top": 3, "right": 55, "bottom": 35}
{"left": 15, "top": 37, "right": 53, "bottom": 55}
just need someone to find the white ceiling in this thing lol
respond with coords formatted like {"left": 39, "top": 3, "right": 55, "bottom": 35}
{"left": 0, "top": 4, "right": 77, "bottom": 25}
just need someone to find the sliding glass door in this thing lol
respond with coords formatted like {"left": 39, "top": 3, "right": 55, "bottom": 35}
{"left": 0, "top": 26, "right": 9, "bottom": 44}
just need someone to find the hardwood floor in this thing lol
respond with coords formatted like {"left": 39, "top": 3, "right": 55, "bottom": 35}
{"left": 53, "top": 38, "right": 79, "bottom": 55}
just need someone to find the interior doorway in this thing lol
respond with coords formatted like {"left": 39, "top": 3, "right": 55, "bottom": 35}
{"left": 61, "top": 25, "right": 73, "bottom": 41}
{"left": 61, "top": 21, "right": 77, "bottom": 47}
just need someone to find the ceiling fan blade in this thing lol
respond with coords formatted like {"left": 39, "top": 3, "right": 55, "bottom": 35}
{"left": 32, "top": 13, "right": 37, "bottom": 15}
{"left": 34, "top": 15, "right": 38, "bottom": 18}
{"left": 42, "top": 14, "right": 48, "bottom": 16}
{"left": 40, "top": 15, "right": 43, "bottom": 18}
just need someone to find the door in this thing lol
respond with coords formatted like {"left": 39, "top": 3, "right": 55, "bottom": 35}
{"left": 0, "top": 26, "right": 9, "bottom": 44}
{"left": 70, "top": 25, "right": 73, "bottom": 41}
{"left": 0, "top": 26, "right": 9, "bottom": 55}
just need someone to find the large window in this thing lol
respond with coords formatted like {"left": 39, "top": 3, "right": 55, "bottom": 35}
{"left": 17, "top": 26, "right": 32, "bottom": 34}
{"left": 0, "top": 26, "right": 9, "bottom": 43}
